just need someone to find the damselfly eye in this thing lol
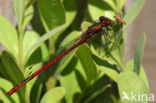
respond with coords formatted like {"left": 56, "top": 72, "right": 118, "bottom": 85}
{"left": 99, "top": 16, "right": 105, "bottom": 21}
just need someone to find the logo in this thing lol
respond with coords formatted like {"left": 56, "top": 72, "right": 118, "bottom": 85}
{"left": 121, "top": 91, "right": 154, "bottom": 102}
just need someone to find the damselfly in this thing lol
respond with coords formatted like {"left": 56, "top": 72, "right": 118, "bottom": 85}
{"left": 7, "top": 15, "right": 126, "bottom": 96}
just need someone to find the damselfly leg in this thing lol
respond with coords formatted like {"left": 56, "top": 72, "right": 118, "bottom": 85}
{"left": 98, "top": 15, "right": 126, "bottom": 58}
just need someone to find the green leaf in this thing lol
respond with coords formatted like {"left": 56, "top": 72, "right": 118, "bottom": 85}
{"left": 120, "top": 32, "right": 126, "bottom": 59}
{"left": 63, "top": 0, "right": 76, "bottom": 24}
{"left": 92, "top": 54, "right": 119, "bottom": 82}
{"left": 83, "top": 71, "right": 110, "bottom": 101}
{"left": 134, "top": 33, "right": 146, "bottom": 74}
{"left": 92, "top": 42, "right": 124, "bottom": 70}
{"left": 25, "top": 0, "right": 35, "bottom": 9}
{"left": 120, "top": 0, "right": 126, "bottom": 10}
{"left": 1, "top": 51, "right": 25, "bottom": 98}
{"left": 30, "top": 83, "right": 43, "bottom": 103}
{"left": 38, "top": 0, "right": 65, "bottom": 31}
{"left": 109, "top": 46, "right": 124, "bottom": 69}
{"left": 99, "top": 66, "right": 118, "bottom": 82}
{"left": 59, "top": 31, "right": 81, "bottom": 48}
{"left": 84, "top": 84, "right": 111, "bottom": 103}
{"left": 60, "top": 45, "right": 98, "bottom": 103}
{"left": 25, "top": 24, "right": 67, "bottom": 61}
{"left": 23, "top": 31, "right": 40, "bottom": 61}
{"left": 77, "top": 44, "right": 98, "bottom": 82}
{"left": 23, "top": 5, "right": 34, "bottom": 29}
{"left": 23, "top": 30, "right": 48, "bottom": 65}
{"left": 117, "top": 69, "right": 149, "bottom": 103}
{"left": 55, "top": 50, "right": 76, "bottom": 75}
{"left": 81, "top": 21, "right": 92, "bottom": 32}
{"left": 23, "top": 31, "right": 47, "bottom": 102}
{"left": 123, "top": 0, "right": 146, "bottom": 30}
{"left": 88, "top": 0, "right": 115, "bottom": 20}
{"left": 105, "top": 0, "right": 116, "bottom": 10}
{"left": 13, "top": 0, "right": 25, "bottom": 26}
{"left": 126, "top": 59, "right": 149, "bottom": 90}
{"left": 0, "top": 59, "right": 9, "bottom": 80}
{"left": 38, "top": 0, "right": 67, "bottom": 53}
{"left": 55, "top": 31, "right": 80, "bottom": 75}
{"left": 60, "top": 57, "right": 83, "bottom": 103}
{"left": 40, "top": 87, "right": 65, "bottom": 103}
{"left": 0, "top": 16, "right": 18, "bottom": 60}
{"left": 0, "top": 78, "right": 20, "bottom": 103}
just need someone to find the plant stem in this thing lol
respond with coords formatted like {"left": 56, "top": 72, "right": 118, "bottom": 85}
{"left": 18, "top": 26, "right": 24, "bottom": 71}
{"left": 116, "top": 0, "right": 121, "bottom": 13}
{"left": 25, "top": 0, "right": 36, "bottom": 10}
{"left": 115, "top": 40, "right": 126, "bottom": 70}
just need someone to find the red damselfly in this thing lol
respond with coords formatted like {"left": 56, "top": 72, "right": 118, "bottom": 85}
{"left": 7, "top": 15, "right": 126, "bottom": 96}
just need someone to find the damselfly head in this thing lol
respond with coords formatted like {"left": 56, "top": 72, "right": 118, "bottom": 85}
{"left": 99, "top": 16, "right": 106, "bottom": 21}
{"left": 99, "top": 16, "right": 111, "bottom": 26}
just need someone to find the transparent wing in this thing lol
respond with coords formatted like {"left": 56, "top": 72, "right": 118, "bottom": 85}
{"left": 92, "top": 17, "right": 126, "bottom": 58}
{"left": 24, "top": 31, "right": 88, "bottom": 77}
{"left": 25, "top": 16, "right": 126, "bottom": 77}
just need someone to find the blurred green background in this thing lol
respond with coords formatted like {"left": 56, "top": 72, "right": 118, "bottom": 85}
{"left": 0, "top": 0, "right": 154, "bottom": 103}
{"left": 124, "top": 0, "right": 156, "bottom": 97}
